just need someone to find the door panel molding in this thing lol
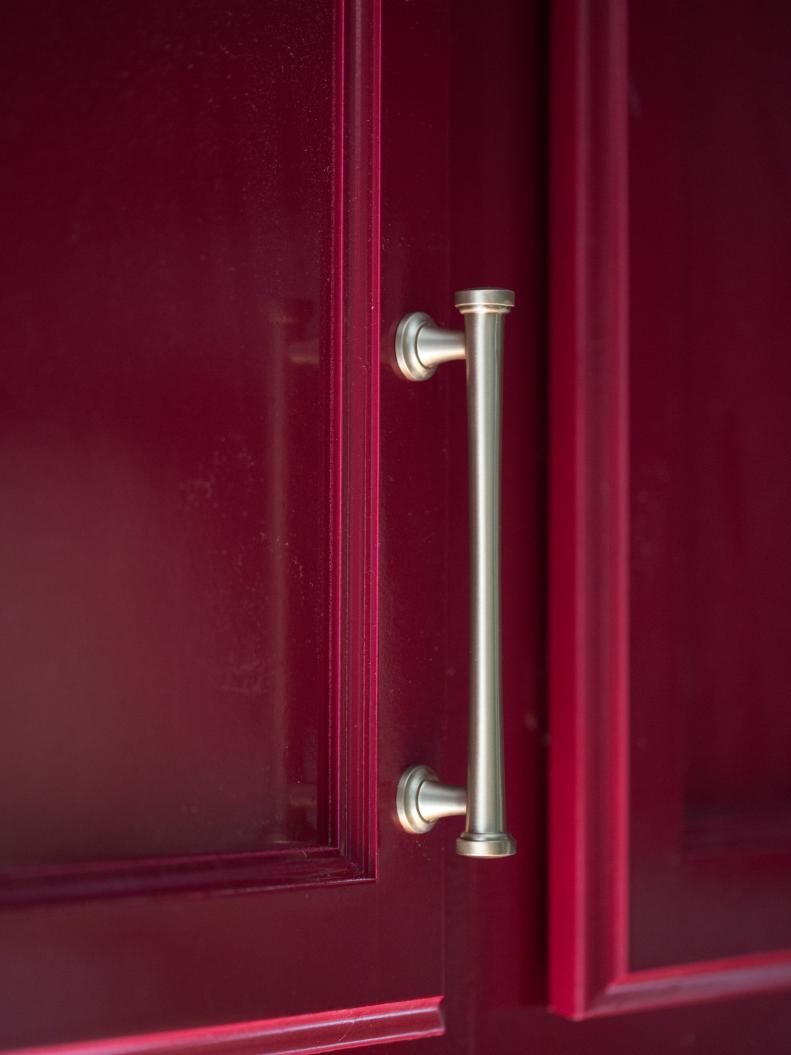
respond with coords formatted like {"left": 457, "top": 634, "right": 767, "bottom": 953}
{"left": 548, "top": 0, "right": 631, "bottom": 1017}
{"left": 548, "top": 0, "right": 791, "bottom": 1019}
{"left": 5, "top": 999, "right": 444, "bottom": 1055}
{"left": 586, "top": 951, "right": 791, "bottom": 1018}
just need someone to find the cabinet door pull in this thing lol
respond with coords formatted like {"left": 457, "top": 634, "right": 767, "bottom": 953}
{"left": 395, "top": 289, "right": 516, "bottom": 858}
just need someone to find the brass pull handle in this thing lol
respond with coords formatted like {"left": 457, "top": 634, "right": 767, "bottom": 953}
{"left": 394, "top": 289, "right": 516, "bottom": 858}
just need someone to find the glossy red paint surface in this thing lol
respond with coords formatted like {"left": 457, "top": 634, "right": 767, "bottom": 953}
{"left": 4, "top": 1, "right": 791, "bottom": 1053}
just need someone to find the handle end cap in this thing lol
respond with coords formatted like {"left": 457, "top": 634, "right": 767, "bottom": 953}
{"left": 453, "top": 288, "right": 515, "bottom": 313}
{"left": 456, "top": 831, "right": 516, "bottom": 858}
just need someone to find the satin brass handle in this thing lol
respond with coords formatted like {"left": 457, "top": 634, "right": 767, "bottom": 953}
{"left": 394, "top": 289, "right": 516, "bottom": 858}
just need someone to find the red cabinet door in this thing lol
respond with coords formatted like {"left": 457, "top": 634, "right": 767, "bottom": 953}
{"left": 535, "top": 0, "right": 791, "bottom": 1049}
{"left": 0, "top": 1, "right": 448, "bottom": 1048}
{"left": 3, "top": 2, "right": 791, "bottom": 1054}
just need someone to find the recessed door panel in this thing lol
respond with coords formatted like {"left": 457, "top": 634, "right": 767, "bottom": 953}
{"left": 629, "top": 0, "right": 791, "bottom": 968}
{"left": 0, "top": 0, "right": 334, "bottom": 869}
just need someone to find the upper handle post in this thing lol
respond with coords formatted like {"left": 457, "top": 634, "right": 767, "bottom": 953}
{"left": 394, "top": 288, "right": 516, "bottom": 858}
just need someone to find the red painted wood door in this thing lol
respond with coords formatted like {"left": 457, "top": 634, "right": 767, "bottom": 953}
{"left": 0, "top": 1, "right": 448, "bottom": 1049}
{"left": 3, "top": 2, "right": 791, "bottom": 1054}
{"left": 512, "top": 0, "right": 791, "bottom": 1050}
